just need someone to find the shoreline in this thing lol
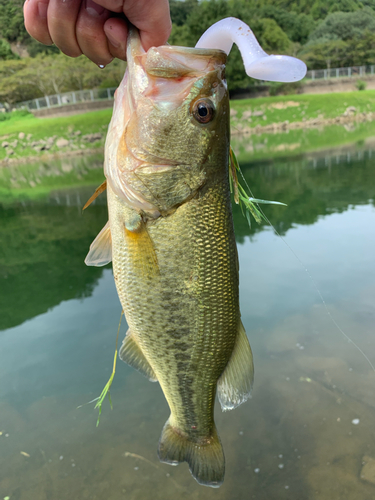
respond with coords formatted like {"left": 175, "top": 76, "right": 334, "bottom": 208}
{"left": 0, "top": 147, "right": 103, "bottom": 168}
{"left": 231, "top": 110, "right": 375, "bottom": 136}
{"left": 1, "top": 111, "right": 375, "bottom": 168}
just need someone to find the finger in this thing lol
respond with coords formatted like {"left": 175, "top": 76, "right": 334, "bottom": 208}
{"left": 75, "top": 0, "right": 113, "bottom": 66}
{"left": 24, "top": 0, "right": 53, "bottom": 45}
{"left": 88, "top": 0, "right": 123, "bottom": 13}
{"left": 123, "top": 0, "right": 172, "bottom": 50}
{"left": 103, "top": 17, "right": 127, "bottom": 61}
{"left": 92, "top": 0, "right": 172, "bottom": 50}
{"left": 47, "top": 0, "right": 82, "bottom": 57}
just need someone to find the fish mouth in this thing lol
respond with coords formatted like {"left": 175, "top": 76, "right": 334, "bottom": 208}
{"left": 104, "top": 28, "right": 227, "bottom": 216}
{"left": 127, "top": 28, "right": 226, "bottom": 109}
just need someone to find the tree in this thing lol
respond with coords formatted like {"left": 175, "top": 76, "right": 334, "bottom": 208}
{"left": 309, "top": 8, "right": 375, "bottom": 41}
{"left": 0, "top": 38, "right": 19, "bottom": 60}
{"left": 300, "top": 38, "right": 348, "bottom": 68}
{"left": 0, "top": 54, "right": 125, "bottom": 104}
{"left": 260, "top": 6, "right": 315, "bottom": 44}
{"left": 170, "top": 0, "right": 199, "bottom": 26}
{"left": 0, "top": 0, "right": 28, "bottom": 43}
{"left": 256, "top": 18, "right": 292, "bottom": 53}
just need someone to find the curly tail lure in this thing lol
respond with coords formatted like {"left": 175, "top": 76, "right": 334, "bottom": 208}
{"left": 195, "top": 17, "right": 307, "bottom": 82}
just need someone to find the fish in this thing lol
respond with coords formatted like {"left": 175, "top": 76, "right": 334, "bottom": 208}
{"left": 85, "top": 28, "right": 254, "bottom": 488}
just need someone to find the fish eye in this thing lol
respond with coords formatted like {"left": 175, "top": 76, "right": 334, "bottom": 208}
{"left": 192, "top": 98, "right": 215, "bottom": 124}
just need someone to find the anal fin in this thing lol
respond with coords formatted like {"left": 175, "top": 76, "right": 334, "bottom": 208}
{"left": 85, "top": 221, "right": 112, "bottom": 267}
{"left": 217, "top": 321, "right": 254, "bottom": 411}
{"left": 119, "top": 329, "right": 158, "bottom": 382}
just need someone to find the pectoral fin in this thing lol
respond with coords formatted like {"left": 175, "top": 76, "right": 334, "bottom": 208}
{"left": 85, "top": 221, "right": 112, "bottom": 266}
{"left": 83, "top": 180, "right": 107, "bottom": 210}
{"left": 119, "top": 330, "right": 158, "bottom": 382}
{"left": 217, "top": 321, "right": 254, "bottom": 411}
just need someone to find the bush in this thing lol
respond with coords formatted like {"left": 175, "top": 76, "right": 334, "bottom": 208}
{"left": 356, "top": 80, "right": 367, "bottom": 90}
{"left": 268, "top": 81, "right": 303, "bottom": 96}
{"left": 0, "top": 108, "right": 31, "bottom": 121}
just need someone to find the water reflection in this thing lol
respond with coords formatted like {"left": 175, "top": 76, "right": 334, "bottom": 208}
{"left": 233, "top": 141, "right": 375, "bottom": 240}
{"left": 0, "top": 193, "right": 108, "bottom": 331}
{"left": 0, "top": 143, "right": 375, "bottom": 500}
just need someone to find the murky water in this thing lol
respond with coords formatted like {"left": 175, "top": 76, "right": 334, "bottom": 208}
{"left": 1, "top": 140, "right": 375, "bottom": 499}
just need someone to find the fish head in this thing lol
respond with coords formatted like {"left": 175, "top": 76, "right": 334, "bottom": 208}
{"left": 105, "top": 29, "right": 229, "bottom": 216}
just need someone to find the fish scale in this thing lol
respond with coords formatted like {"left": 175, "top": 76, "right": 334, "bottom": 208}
{"left": 108, "top": 171, "right": 238, "bottom": 436}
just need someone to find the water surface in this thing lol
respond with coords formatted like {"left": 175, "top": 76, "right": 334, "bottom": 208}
{"left": 1, "top": 140, "right": 375, "bottom": 500}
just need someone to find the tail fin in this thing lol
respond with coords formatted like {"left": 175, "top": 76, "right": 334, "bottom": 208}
{"left": 157, "top": 419, "right": 225, "bottom": 488}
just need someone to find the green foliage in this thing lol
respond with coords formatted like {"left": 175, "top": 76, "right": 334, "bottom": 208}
{"left": 27, "top": 39, "right": 60, "bottom": 57}
{"left": 1, "top": 0, "right": 375, "bottom": 98}
{"left": 170, "top": 0, "right": 199, "bottom": 26}
{"left": 309, "top": 8, "right": 375, "bottom": 41}
{"left": 229, "top": 147, "right": 287, "bottom": 227}
{"left": 0, "top": 55, "right": 125, "bottom": 104}
{"left": 0, "top": 109, "right": 30, "bottom": 121}
{"left": 301, "top": 28, "right": 375, "bottom": 68}
{"left": 268, "top": 81, "right": 303, "bottom": 95}
{"left": 168, "top": 22, "right": 193, "bottom": 46}
{"left": 356, "top": 79, "right": 367, "bottom": 90}
{"left": 257, "top": 18, "right": 292, "bottom": 53}
{"left": 0, "top": 0, "right": 27, "bottom": 43}
{"left": 300, "top": 38, "right": 349, "bottom": 69}
{"left": 259, "top": 6, "right": 315, "bottom": 43}
{"left": 0, "top": 38, "right": 18, "bottom": 60}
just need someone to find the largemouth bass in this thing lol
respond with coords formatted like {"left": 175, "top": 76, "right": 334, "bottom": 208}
{"left": 85, "top": 28, "right": 254, "bottom": 488}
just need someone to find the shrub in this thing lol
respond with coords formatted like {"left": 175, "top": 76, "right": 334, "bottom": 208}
{"left": 269, "top": 81, "right": 303, "bottom": 96}
{"left": 356, "top": 80, "right": 367, "bottom": 91}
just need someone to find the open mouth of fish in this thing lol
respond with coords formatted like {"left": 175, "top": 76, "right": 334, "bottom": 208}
{"left": 104, "top": 29, "right": 227, "bottom": 217}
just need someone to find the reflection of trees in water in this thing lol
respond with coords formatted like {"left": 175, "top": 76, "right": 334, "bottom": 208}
{"left": 0, "top": 198, "right": 108, "bottom": 331}
{"left": 233, "top": 147, "right": 375, "bottom": 242}
{"left": 0, "top": 154, "right": 104, "bottom": 196}
{"left": 2, "top": 145, "right": 374, "bottom": 329}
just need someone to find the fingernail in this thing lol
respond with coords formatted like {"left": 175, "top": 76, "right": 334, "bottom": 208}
{"left": 105, "top": 30, "right": 121, "bottom": 48}
{"left": 37, "top": 1, "right": 48, "bottom": 19}
{"left": 85, "top": 0, "right": 105, "bottom": 17}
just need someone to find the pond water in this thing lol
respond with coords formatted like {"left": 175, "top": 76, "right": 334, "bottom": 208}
{"left": 1, "top": 136, "right": 375, "bottom": 500}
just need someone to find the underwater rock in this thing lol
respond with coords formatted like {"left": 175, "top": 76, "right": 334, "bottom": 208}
{"left": 360, "top": 456, "right": 375, "bottom": 485}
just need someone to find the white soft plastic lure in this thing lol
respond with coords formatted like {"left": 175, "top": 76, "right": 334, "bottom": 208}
{"left": 196, "top": 17, "right": 306, "bottom": 82}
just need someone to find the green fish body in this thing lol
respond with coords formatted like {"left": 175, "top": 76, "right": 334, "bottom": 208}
{"left": 86, "top": 29, "right": 254, "bottom": 488}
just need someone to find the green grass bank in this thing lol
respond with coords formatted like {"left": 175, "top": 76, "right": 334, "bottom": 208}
{"left": 2, "top": 90, "right": 375, "bottom": 165}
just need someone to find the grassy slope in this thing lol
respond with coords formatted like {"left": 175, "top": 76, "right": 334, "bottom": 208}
{"left": 0, "top": 108, "right": 112, "bottom": 137}
{"left": 2, "top": 90, "right": 375, "bottom": 165}
{"left": 230, "top": 90, "right": 375, "bottom": 128}
{"left": 0, "top": 109, "right": 113, "bottom": 162}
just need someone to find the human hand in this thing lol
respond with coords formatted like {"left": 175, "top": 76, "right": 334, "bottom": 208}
{"left": 23, "top": 0, "right": 172, "bottom": 66}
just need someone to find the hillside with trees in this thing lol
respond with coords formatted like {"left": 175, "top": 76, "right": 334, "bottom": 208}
{"left": 1, "top": 0, "right": 375, "bottom": 103}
